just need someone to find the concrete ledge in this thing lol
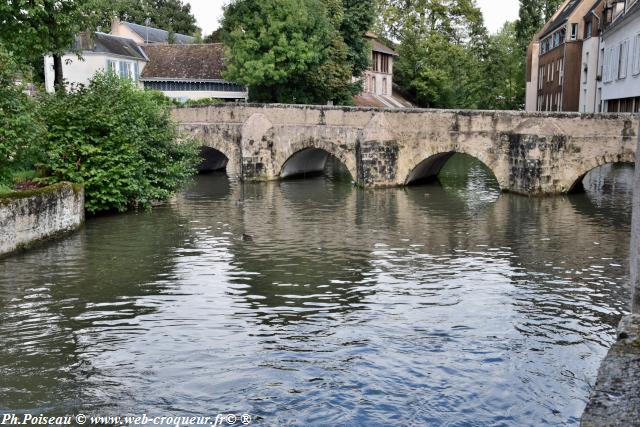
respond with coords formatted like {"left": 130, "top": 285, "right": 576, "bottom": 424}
{"left": 581, "top": 314, "right": 640, "bottom": 427}
{"left": 0, "top": 182, "right": 84, "bottom": 257}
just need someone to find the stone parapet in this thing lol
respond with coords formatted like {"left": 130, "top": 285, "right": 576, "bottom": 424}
{"left": 0, "top": 183, "right": 84, "bottom": 257}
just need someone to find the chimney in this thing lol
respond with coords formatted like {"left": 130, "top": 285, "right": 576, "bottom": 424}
{"left": 111, "top": 16, "right": 121, "bottom": 34}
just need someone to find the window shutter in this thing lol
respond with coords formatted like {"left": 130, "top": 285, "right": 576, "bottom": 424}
{"left": 633, "top": 34, "right": 640, "bottom": 76}
{"left": 610, "top": 45, "right": 620, "bottom": 81}
{"left": 620, "top": 40, "right": 629, "bottom": 79}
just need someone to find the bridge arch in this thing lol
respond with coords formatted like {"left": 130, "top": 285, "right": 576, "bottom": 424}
{"left": 566, "top": 152, "right": 635, "bottom": 193}
{"left": 181, "top": 124, "right": 242, "bottom": 180}
{"left": 277, "top": 138, "right": 357, "bottom": 181}
{"left": 403, "top": 150, "right": 505, "bottom": 189}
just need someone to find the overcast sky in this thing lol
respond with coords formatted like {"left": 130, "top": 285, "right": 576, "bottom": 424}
{"left": 186, "top": 0, "right": 521, "bottom": 36}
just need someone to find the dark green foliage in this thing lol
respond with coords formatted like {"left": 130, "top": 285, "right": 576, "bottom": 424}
{"left": 222, "top": 0, "right": 330, "bottom": 103}
{"left": 515, "top": 0, "right": 563, "bottom": 53}
{"left": 481, "top": 22, "right": 524, "bottom": 110}
{"left": 39, "top": 73, "right": 200, "bottom": 213}
{"left": 379, "top": 0, "right": 489, "bottom": 109}
{"left": 340, "top": 0, "right": 376, "bottom": 78}
{"left": 84, "top": 0, "right": 199, "bottom": 35}
{"left": 180, "top": 98, "right": 224, "bottom": 107}
{"left": 204, "top": 29, "right": 223, "bottom": 43}
{"left": 0, "top": 46, "right": 46, "bottom": 187}
{"left": 221, "top": 0, "right": 373, "bottom": 105}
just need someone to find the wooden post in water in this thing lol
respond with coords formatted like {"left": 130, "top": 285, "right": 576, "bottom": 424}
{"left": 632, "top": 122, "right": 640, "bottom": 313}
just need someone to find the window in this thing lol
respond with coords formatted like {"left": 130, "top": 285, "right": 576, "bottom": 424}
{"left": 619, "top": 39, "right": 629, "bottom": 79}
{"left": 106, "top": 59, "right": 117, "bottom": 73}
{"left": 633, "top": 34, "right": 640, "bottom": 76}
{"left": 571, "top": 23, "right": 578, "bottom": 40}
{"left": 586, "top": 21, "right": 593, "bottom": 39}
{"left": 559, "top": 60, "right": 564, "bottom": 85}
{"left": 380, "top": 55, "right": 389, "bottom": 73}
{"left": 118, "top": 61, "right": 131, "bottom": 79}
{"left": 382, "top": 77, "right": 387, "bottom": 95}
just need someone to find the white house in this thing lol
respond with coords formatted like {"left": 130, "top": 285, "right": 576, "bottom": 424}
{"left": 600, "top": 0, "right": 640, "bottom": 112}
{"left": 45, "top": 21, "right": 248, "bottom": 101}
{"left": 44, "top": 32, "right": 148, "bottom": 93}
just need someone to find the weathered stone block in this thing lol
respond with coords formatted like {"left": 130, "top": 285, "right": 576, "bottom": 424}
{"left": 0, "top": 183, "right": 84, "bottom": 257}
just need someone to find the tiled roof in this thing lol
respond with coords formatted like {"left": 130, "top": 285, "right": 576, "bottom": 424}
{"left": 75, "top": 33, "right": 147, "bottom": 60}
{"left": 372, "top": 39, "right": 398, "bottom": 56}
{"left": 124, "top": 21, "right": 195, "bottom": 45}
{"left": 140, "top": 44, "right": 226, "bottom": 80}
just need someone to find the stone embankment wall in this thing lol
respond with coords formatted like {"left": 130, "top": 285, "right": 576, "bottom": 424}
{"left": 0, "top": 183, "right": 84, "bottom": 257}
{"left": 581, "top": 128, "right": 640, "bottom": 426}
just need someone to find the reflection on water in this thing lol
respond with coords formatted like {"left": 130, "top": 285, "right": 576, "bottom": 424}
{"left": 0, "top": 156, "right": 633, "bottom": 426}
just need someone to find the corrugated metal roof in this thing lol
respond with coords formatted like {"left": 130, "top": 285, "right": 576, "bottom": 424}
{"left": 124, "top": 22, "right": 195, "bottom": 45}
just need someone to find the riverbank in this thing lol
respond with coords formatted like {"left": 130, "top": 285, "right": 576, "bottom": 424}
{"left": 581, "top": 314, "right": 640, "bottom": 426}
{"left": 0, "top": 182, "right": 84, "bottom": 257}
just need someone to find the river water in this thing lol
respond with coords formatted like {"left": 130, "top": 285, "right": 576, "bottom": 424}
{"left": 0, "top": 156, "right": 634, "bottom": 426}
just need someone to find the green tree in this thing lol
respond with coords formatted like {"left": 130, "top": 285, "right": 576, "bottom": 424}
{"left": 204, "top": 28, "right": 223, "bottom": 43}
{"left": 222, "top": 0, "right": 373, "bottom": 104}
{"left": 378, "top": 0, "right": 488, "bottom": 108}
{"left": 39, "top": 73, "right": 199, "bottom": 213}
{"left": 0, "top": 0, "right": 85, "bottom": 89}
{"left": 222, "top": 0, "right": 333, "bottom": 103}
{"left": 481, "top": 22, "right": 523, "bottom": 109}
{"left": 0, "top": 45, "right": 46, "bottom": 187}
{"left": 84, "top": 0, "right": 199, "bottom": 35}
{"left": 515, "top": 0, "right": 563, "bottom": 53}
{"left": 340, "top": 0, "right": 376, "bottom": 78}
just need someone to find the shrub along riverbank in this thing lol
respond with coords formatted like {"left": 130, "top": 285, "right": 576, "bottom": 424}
{"left": 1, "top": 49, "right": 200, "bottom": 214}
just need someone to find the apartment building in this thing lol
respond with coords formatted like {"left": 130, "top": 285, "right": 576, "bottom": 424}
{"left": 526, "top": 0, "right": 601, "bottom": 112}
{"left": 600, "top": 0, "right": 640, "bottom": 112}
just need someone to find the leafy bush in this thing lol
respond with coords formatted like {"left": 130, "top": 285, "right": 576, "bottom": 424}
{"left": 39, "top": 73, "right": 200, "bottom": 213}
{"left": 0, "top": 45, "right": 45, "bottom": 186}
{"left": 181, "top": 97, "right": 224, "bottom": 107}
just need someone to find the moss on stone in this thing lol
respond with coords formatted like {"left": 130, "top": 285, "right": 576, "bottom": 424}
{"left": 0, "top": 182, "right": 82, "bottom": 205}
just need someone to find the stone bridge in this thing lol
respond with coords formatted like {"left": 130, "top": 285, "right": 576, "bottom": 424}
{"left": 173, "top": 104, "right": 638, "bottom": 195}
